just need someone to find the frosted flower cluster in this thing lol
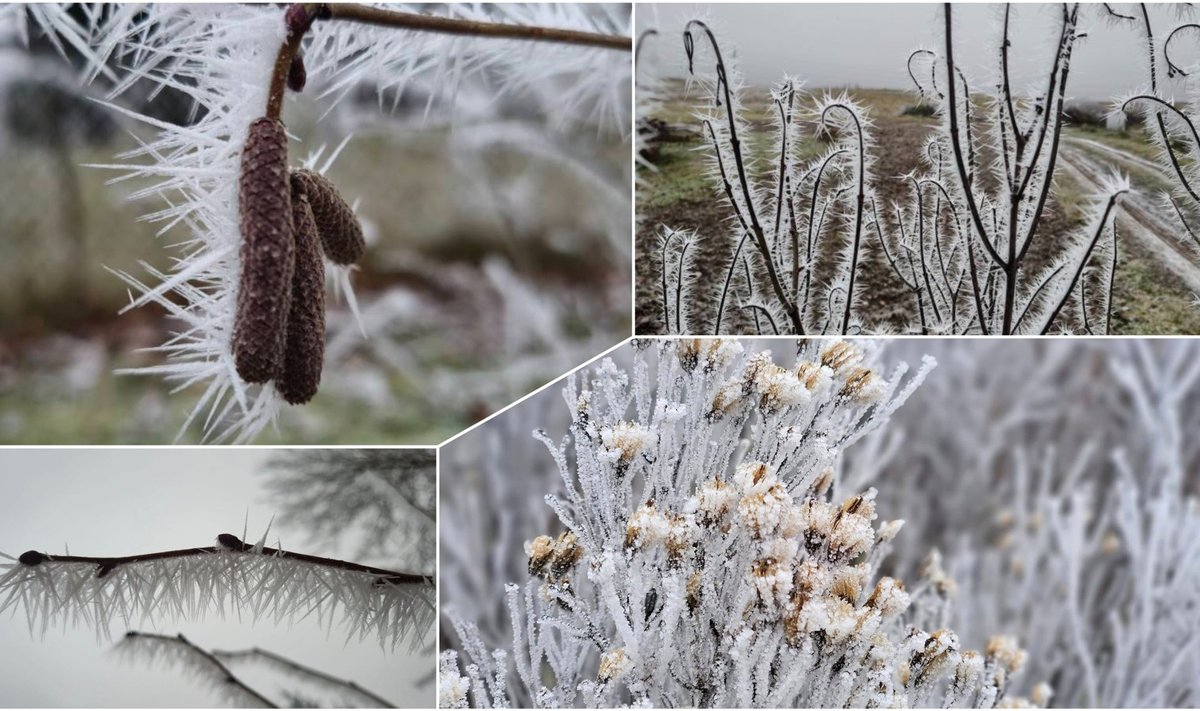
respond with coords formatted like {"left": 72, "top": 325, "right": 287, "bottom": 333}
{"left": 443, "top": 339, "right": 1050, "bottom": 707}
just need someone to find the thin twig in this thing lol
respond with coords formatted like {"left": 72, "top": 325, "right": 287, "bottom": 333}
{"left": 17, "top": 535, "right": 430, "bottom": 586}
{"left": 267, "top": 3, "right": 630, "bottom": 118}
{"left": 125, "top": 632, "right": 279, "bottom": 708}
{"left": 215, "top": 646, "right": 396, "bottom": 708}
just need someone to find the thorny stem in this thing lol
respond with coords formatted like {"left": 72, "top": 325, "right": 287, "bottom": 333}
{"left": 17, "top": 534, "right": 431, "bottom": 587}
{"left": 1039, "top": 189, "right": 1127, "bottom": 334}
{"left": 715, "top": 232, "right": 751, "bottom": 335}
{"left": 660, "top": 229, "right": 678, "bottom": 332}
{"left": 909, "top": 176, "right": 942, "bottom": 324}
{"left": 1106, "top": 221, "right": 1118, "bottom": 335}
{"left": 676, "top": 238, "right": 692, "bottom": 332}
{"left": 686, "top": 21, "right": 803, "bottom": 333}
{"left": 267, "top": 3, "right": 631, "bottom": 118}
{"left": 818, "top": 102, "right": 867, "bottom": 334}
{"left": 943, "top": 4, "right": 1005, "bottom": 278}
{"left": 125, "top": 632, "right": 279, "bottom": 708}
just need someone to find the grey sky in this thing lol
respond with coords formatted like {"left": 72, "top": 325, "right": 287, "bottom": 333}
{"left": 638, "top": 4, "right": 1194, "bottom": 101}
{"left": 0, "top": 450, "right": 433, "bottom": 708}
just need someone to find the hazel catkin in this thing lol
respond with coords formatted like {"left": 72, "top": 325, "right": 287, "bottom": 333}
{"left": 275, "top": 178, "right": 327, "bottom": 404}
{"left": 233, "top": 116, "right": 294, "bottom": 384}
{"left": 292, "top": 168, "right": 365, "bottom": 265}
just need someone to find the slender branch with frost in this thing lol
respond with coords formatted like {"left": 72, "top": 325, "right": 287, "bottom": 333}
{"left": 115, "top": 631, "right": 278, "bottom": 708}
{"left": 116, "top": 631, "right": 397, "bottom": 708}
{"left": 0, "top": 534, "right": 434, "bottom": 649}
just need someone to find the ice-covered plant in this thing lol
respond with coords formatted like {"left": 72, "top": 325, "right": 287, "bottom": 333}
{"left": 648, "top": 6, "right": 1130, "bottom": 335}
{"left": 1111, "top": 4, "right": 1200, "bottom": 259}
{"left": 442, "top": 339, "right": 1054, "bottom": 708}
{"left": 0, "top": 529, "right": 434, "bottom": 651}
{"left": 114, "top": 631, "right": 397, "bottom": 708}
{"left": 3, "top": 3, "right": 631, "bottom": 441}
{"left": 903, "top": 4, "right": 1128, "bottom": 335}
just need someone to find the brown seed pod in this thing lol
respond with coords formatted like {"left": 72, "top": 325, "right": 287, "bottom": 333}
{"left": 233, "top": 116, "right": 294, "bottom": 384}
{"left": 292, "top": 168, "right": 365, "bottom": 265}
{"left": 275, "top": 178, "right": 326, "bottom": 405}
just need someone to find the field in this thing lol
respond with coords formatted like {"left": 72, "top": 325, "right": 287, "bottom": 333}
{"left": 636, "top": 82, "right": 1200, "bottom": 335}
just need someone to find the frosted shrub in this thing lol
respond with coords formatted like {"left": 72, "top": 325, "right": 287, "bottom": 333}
{"left": 442, "top": 339, "right": 1055, "bottom": 708}
{"left": 647, "top": 7, "right": 1129, "bottom": 335}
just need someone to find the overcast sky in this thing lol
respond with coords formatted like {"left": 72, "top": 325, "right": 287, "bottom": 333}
{"left": 638, "top": 3, "right": 1194, "bottom": 101}
{"left": 0, "top": 450, "right": 433, "bottom": 708}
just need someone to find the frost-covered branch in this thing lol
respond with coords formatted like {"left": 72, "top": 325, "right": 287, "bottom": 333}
{"left": 1, "top": 534, "right": 434, "bottom": 649}
{"left": 214, "top": 645, "right": 397, "bottom": 709}
{"left": 115, "top": 632, "right": 278, "bottom": 708}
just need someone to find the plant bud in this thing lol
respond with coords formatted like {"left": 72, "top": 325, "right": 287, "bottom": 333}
{"left": 287, "top": 54, "right": 307, "bottom": 92}
{"left": 276, "top": 180, "right": 326, "bottom": 405}
{"left": 284, "top": 3, "right": 315, "bottom": 36}
{"left": 293, "top": 168, "right": 365, "bottom": 264}
{"left": 234, "top": 116, "right": 294, "bottom": 384}
{"left": 18, "top": 550, "right": 46, "bottom": 566}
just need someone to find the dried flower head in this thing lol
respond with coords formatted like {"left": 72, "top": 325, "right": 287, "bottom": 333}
{"left": 233, "top": 116, "right": 294, "bottom": 384}
{"left": 526, "top": 535, "right": 555, "bottom": 577}
{"left": 820, "top": 339, "right": 863, "bottom": 374}
{"left": 599, "top": 421, "right": 653, "bottom": 473}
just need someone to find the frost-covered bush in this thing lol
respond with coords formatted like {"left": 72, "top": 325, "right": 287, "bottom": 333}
{"left": 441, "top": 338, "right": 1200, "bottom": 708}
{"left": 442, "top": 339, "right": 1066, "bottom": 708}
{"left": 645, "top": 6, "right": 1129, "bottom": 335}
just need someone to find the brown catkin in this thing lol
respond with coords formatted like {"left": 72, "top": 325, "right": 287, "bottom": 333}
{"left": 233, "top": 116, "right": 294, "bottom": 384}
{"left": 275, "top": 177, "right": 326, "bottom": 404}
{"left": 292, "top": 168, "right": 365, "bottom": 264}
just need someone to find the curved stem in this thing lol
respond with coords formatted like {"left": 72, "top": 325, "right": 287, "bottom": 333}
{"left": 715, "top": 233, "right": 750, "bottom": 335}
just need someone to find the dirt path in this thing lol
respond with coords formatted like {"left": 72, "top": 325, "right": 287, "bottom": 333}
{"left": 1058, "top": 141, "right": 1200, "bottom": 295}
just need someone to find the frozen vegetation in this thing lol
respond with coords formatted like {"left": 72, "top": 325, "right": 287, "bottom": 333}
{"left": 441, "top": 338, "right": 1200, "bottom": 708}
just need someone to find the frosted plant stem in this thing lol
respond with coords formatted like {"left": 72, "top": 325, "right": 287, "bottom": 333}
{"left": 214, "top": 646, "right": 396, "bottom": 708}
{"left": 267, "top": 3, "right": 632, "bottom": 119}
{"left": 17, "top": 535, "right": 430, "bottom": 586}
{"left": 124, "top": 631, "right": 279, "bottom": 708}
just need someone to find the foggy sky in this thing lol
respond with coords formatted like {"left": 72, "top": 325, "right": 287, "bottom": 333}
{"left": 638, "top": 4, "right": 1193, "bottom": 101}
{"left": 0, "top": 450, "right": 433, "bottom": 708}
